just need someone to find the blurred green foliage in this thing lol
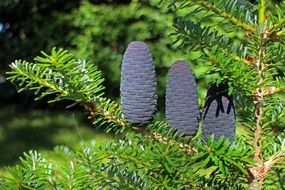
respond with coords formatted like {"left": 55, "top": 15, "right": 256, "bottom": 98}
{"left": 0, "top": 0, "right": 79, "bottom": 68}
{"left": 0, "top": 0, "right": 80, "bottom": 102}
{"left": 0, "top": 106, "right": 111, "bottom": 168}
{"left": 0, "top": 0, "right": 195, "bottom": 109}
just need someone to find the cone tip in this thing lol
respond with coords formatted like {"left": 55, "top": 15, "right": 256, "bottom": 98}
{"left": 128, "top": 41, "right": 148, "bottom": 48}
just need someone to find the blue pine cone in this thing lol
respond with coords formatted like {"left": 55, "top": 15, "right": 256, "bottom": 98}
{"left": 120, "top": 41, "right": 157, "bottom": 124}
{"left": 202, "top": 83, "right": 236, "bottom": 140}
{"left": 165, "top": 61, "right": 199, "bottom": 135}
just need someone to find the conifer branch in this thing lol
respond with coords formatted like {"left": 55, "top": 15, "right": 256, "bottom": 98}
{"left": 87, "top": 99, "right": 196, "bottom": 154}
{"left": 252, "top": 35, "right": 267, "bottom": 165}
{"left": 7, "top": 49, "right": 198, "bottom": 159}
{"left": 191, "top": 0, "right": 255, "bottom": 32}
{"left": 173, "top": 19, "right": 251, "bottom": 67}
{"left": 249, "top": 30, "right": 268, "bottom": 190}
{"left": 87, "top": 98, "right": 127, "bottom": 131}
{"left": 263, "top": 109, "right": 284, "bottom": 128}
{"left": 258, "top": 0, "right": 267, "bottom": 25}
{"left": 265, "top": 150, "right": 285, "bottom": 173}
{"left": 8, "top": 61, "right": 69, "bottom": 96}
{"left": 148, "top": 132, "right": 197, "bottom": 155}
{"left": 249, "top": 137, "right": 285, "bottom": 187}
{"left": 269, "top": 18, "right": 285, "bottom": 36}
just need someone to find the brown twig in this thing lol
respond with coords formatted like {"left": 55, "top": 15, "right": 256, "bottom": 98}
{"left": 83, "top": 101, "right": 197, "bottom": 155}
{"left": 149, "top": 132, "right": 197, "bottom": 155}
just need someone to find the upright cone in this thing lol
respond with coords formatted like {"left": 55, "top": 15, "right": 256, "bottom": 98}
{"left": 120, "top": 41, "right": 157, "bottom": 124}
{"left": 202, "top": 83, "right": 236, "bottom": 140}
{"left": 166, "top": 61, "right": 199, "bottom": 135}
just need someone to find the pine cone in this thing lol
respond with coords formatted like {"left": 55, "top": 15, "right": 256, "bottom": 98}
{"left": 165, "top": 61, "right": 199, "bottom": 135}
{"left": 202, "top": 83, "right": 236, "bottom": 140}
{"left": 120, "top": 41, "right": 157, "bottom": 124}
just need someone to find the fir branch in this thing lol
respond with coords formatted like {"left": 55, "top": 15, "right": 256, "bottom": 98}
{"left": 98, "top": 137, "right": 153, "bottom": 172}
{"left": 270, "top": 18, "right": 285, "bottom": 35}
{"left": 252, "top": 53, "right": 266, "bottom": 167}
{"left": 197, "top": 0, "right": 254, "bottom": 31}
{"left": 267, "top": 3, "right": 285, "bottom": 37}
{"left": 173, "top": 0, "right": 255, "bottom": 32}
{"left": 6, "top": 49, "right": 128, "bottom": 133}
{"left": 89, "top": 97, "right": 127, "bottom": 132}
{"left": 268, "top": 2, "right": 285, "bottom": 37}
{"left": 146, "top": 121, "right": 198, "bottom": 155}
{"left": 266, "top": 167, "right": 285, "bottom": 190}
{"left": 6, "top": 49, "right": 199, "bottom": 160}
{"left": 250, "top": 137, "right": 285, "bottom": 189}
{"left": 94, "top": 164, "right": 150, "bottom": 189}
{"left": 173, "top": 19, "right": 250, "bottom": 64}
{"left": 263, "top": 100, "right": 285, "bottom": 128}
{"left": 258, "top": 0, "right": 267, "bottom": 25}
{"left": 148, "top": 132, "right": 197, "bottom": 155}
{"left": 8, "top": 60, "right": 69, "bottom": 96}
{"left": 80, "top": 134, "right": 199, "bottom": 189}
{"left": 264, "top": 137, "right": 285, "bottom": 170}
{"left": 202, "top": 46, "right": 257, "bottom": 97}
{"left": 265, "top": 86, "right": 285, "bottom": 97}
{"left": 193, "top": 137, "right": 254, "bottom": 175}
{"left": 85, "top": 100, "right": 197, "bottom": 157}
{"left": 198, "top": 171, "right": 247, "bottom": 190}
{"left": 248, "top": 19, "right": 271, "bottom": 188}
